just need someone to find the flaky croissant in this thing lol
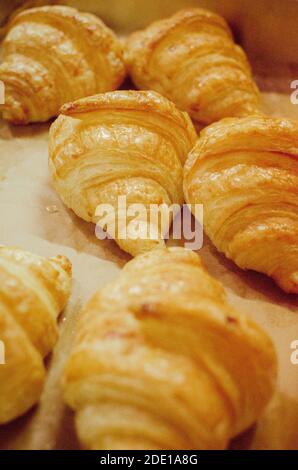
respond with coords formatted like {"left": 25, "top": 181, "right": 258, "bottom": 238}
{"left": 125, "top": 8, "right": 260, "bottom": 127}
{"left": 0, "top": 246, "right": 72, "bottom": 424}
{"left": 0, "top": 5, "right": 126, "bottom": 124}
{"left": 63, "top": 247, "right": 276, "bottom": 450}
{"left": 48, "top": 90, "right": 197, "bottom": 257}
{"left": 184, "top": 115, "right": 298, "bottom": 294}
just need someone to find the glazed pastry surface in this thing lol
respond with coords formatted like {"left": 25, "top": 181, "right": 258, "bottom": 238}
{"left": 0, "top": 246, "right": 72, "bottom": 424}
{"left": 49, "top": 90, "right": 197, "bottom": 256}
{"left": 125, "top": 8, "right": 260, "bottom": 126}
{"left": 184, "top": 115, "right": 298, "bottom": 293}
{"left": 0, "top": 5, "right": 126, "bottom": 124}
{"left": 63, "top": 247, "right": 276, "bottom": 450}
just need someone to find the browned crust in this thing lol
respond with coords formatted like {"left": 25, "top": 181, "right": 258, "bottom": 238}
{"left": 126, "top": 7, "right": 233, "bottom": 60}
{"left": 60, "top": 90, "right": 197, "bottom": 140}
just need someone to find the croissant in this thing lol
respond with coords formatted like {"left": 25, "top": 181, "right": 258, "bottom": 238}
{"left": 63, "top": 246, "right": 276, "bottom": 450}
{"left": 0, "top": 246, "right": 72, "bottom": 424}
{"left": 184, "top": 115, "right": 298, "bottom": 294}
{"left": 48, "top": 90, "right": 197, "bottom": 257}
{"left": 0, "top": 5, "right": 126, "bottom": 124}
{"left": 125, "top": 8, "right": 260, "bottom": 127}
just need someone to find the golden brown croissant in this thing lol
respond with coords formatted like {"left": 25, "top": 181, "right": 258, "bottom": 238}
{"left": 184, "top": 115, "right": 298, "bottom": 294}
{"left": 0, "top": 246, "right": 72, "bottom": 424}
{"left": 63, "top": 247, "right": 276, "bottom": 450}
{"left": 125, "top": 8, "right": 260, "bottom": 127}
{"left": 0, "top": 5, "right": 126, "bottom": 124}
{"left": 48, "top": 90, "right": 197, "bottom": 257}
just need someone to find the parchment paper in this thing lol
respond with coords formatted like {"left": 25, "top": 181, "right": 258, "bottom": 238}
{"left": 0, "top": 93, "right": 297, "bottom": 450}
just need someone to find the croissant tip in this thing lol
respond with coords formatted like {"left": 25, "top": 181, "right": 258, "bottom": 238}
{"left": 288, "top": 273, "right": 298, "bottom": 294}
{"left": 60, "top": 102, "right": 77, "bottom": 116}
{"left": 274, "top": 272, "right": 298, "bottom": 294}
{"left": 51, "top": 255, "right": 72, "bottom": 276}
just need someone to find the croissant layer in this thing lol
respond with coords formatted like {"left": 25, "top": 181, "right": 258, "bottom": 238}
{"left": 0, "top": 6, "right": 126, "bottom": 124}
{"left": 125, "top": 8, "right": 260, "bottom": 126}
{"left": 0, "top": 246, "right": 72, "bottom": 424}
{"left": 184, "top": 115, "right": 298, "bottom": 293}
{"left": 63, "top": 247, "right": 276, "bottom": 450}
{"left": 49, "top": 90, "right": 197, "bottom": 256}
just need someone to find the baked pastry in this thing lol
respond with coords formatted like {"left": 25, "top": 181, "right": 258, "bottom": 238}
{"left": 184, "top": 115, "right": 298, "bottom": 294}
{"left": 0, "top": 5, "right": 126, "bottom": 124}
{"left": 48, "top": 90, "right": 197, "bottom": 257}
{"left": 63, "top": 246, "right": 276, "bottom": 450}
{"left": 125, "top": 8, "right": 260, "bottom": 127}
{"left": 0, "top": 246, "right": 72, "bottom": 424}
